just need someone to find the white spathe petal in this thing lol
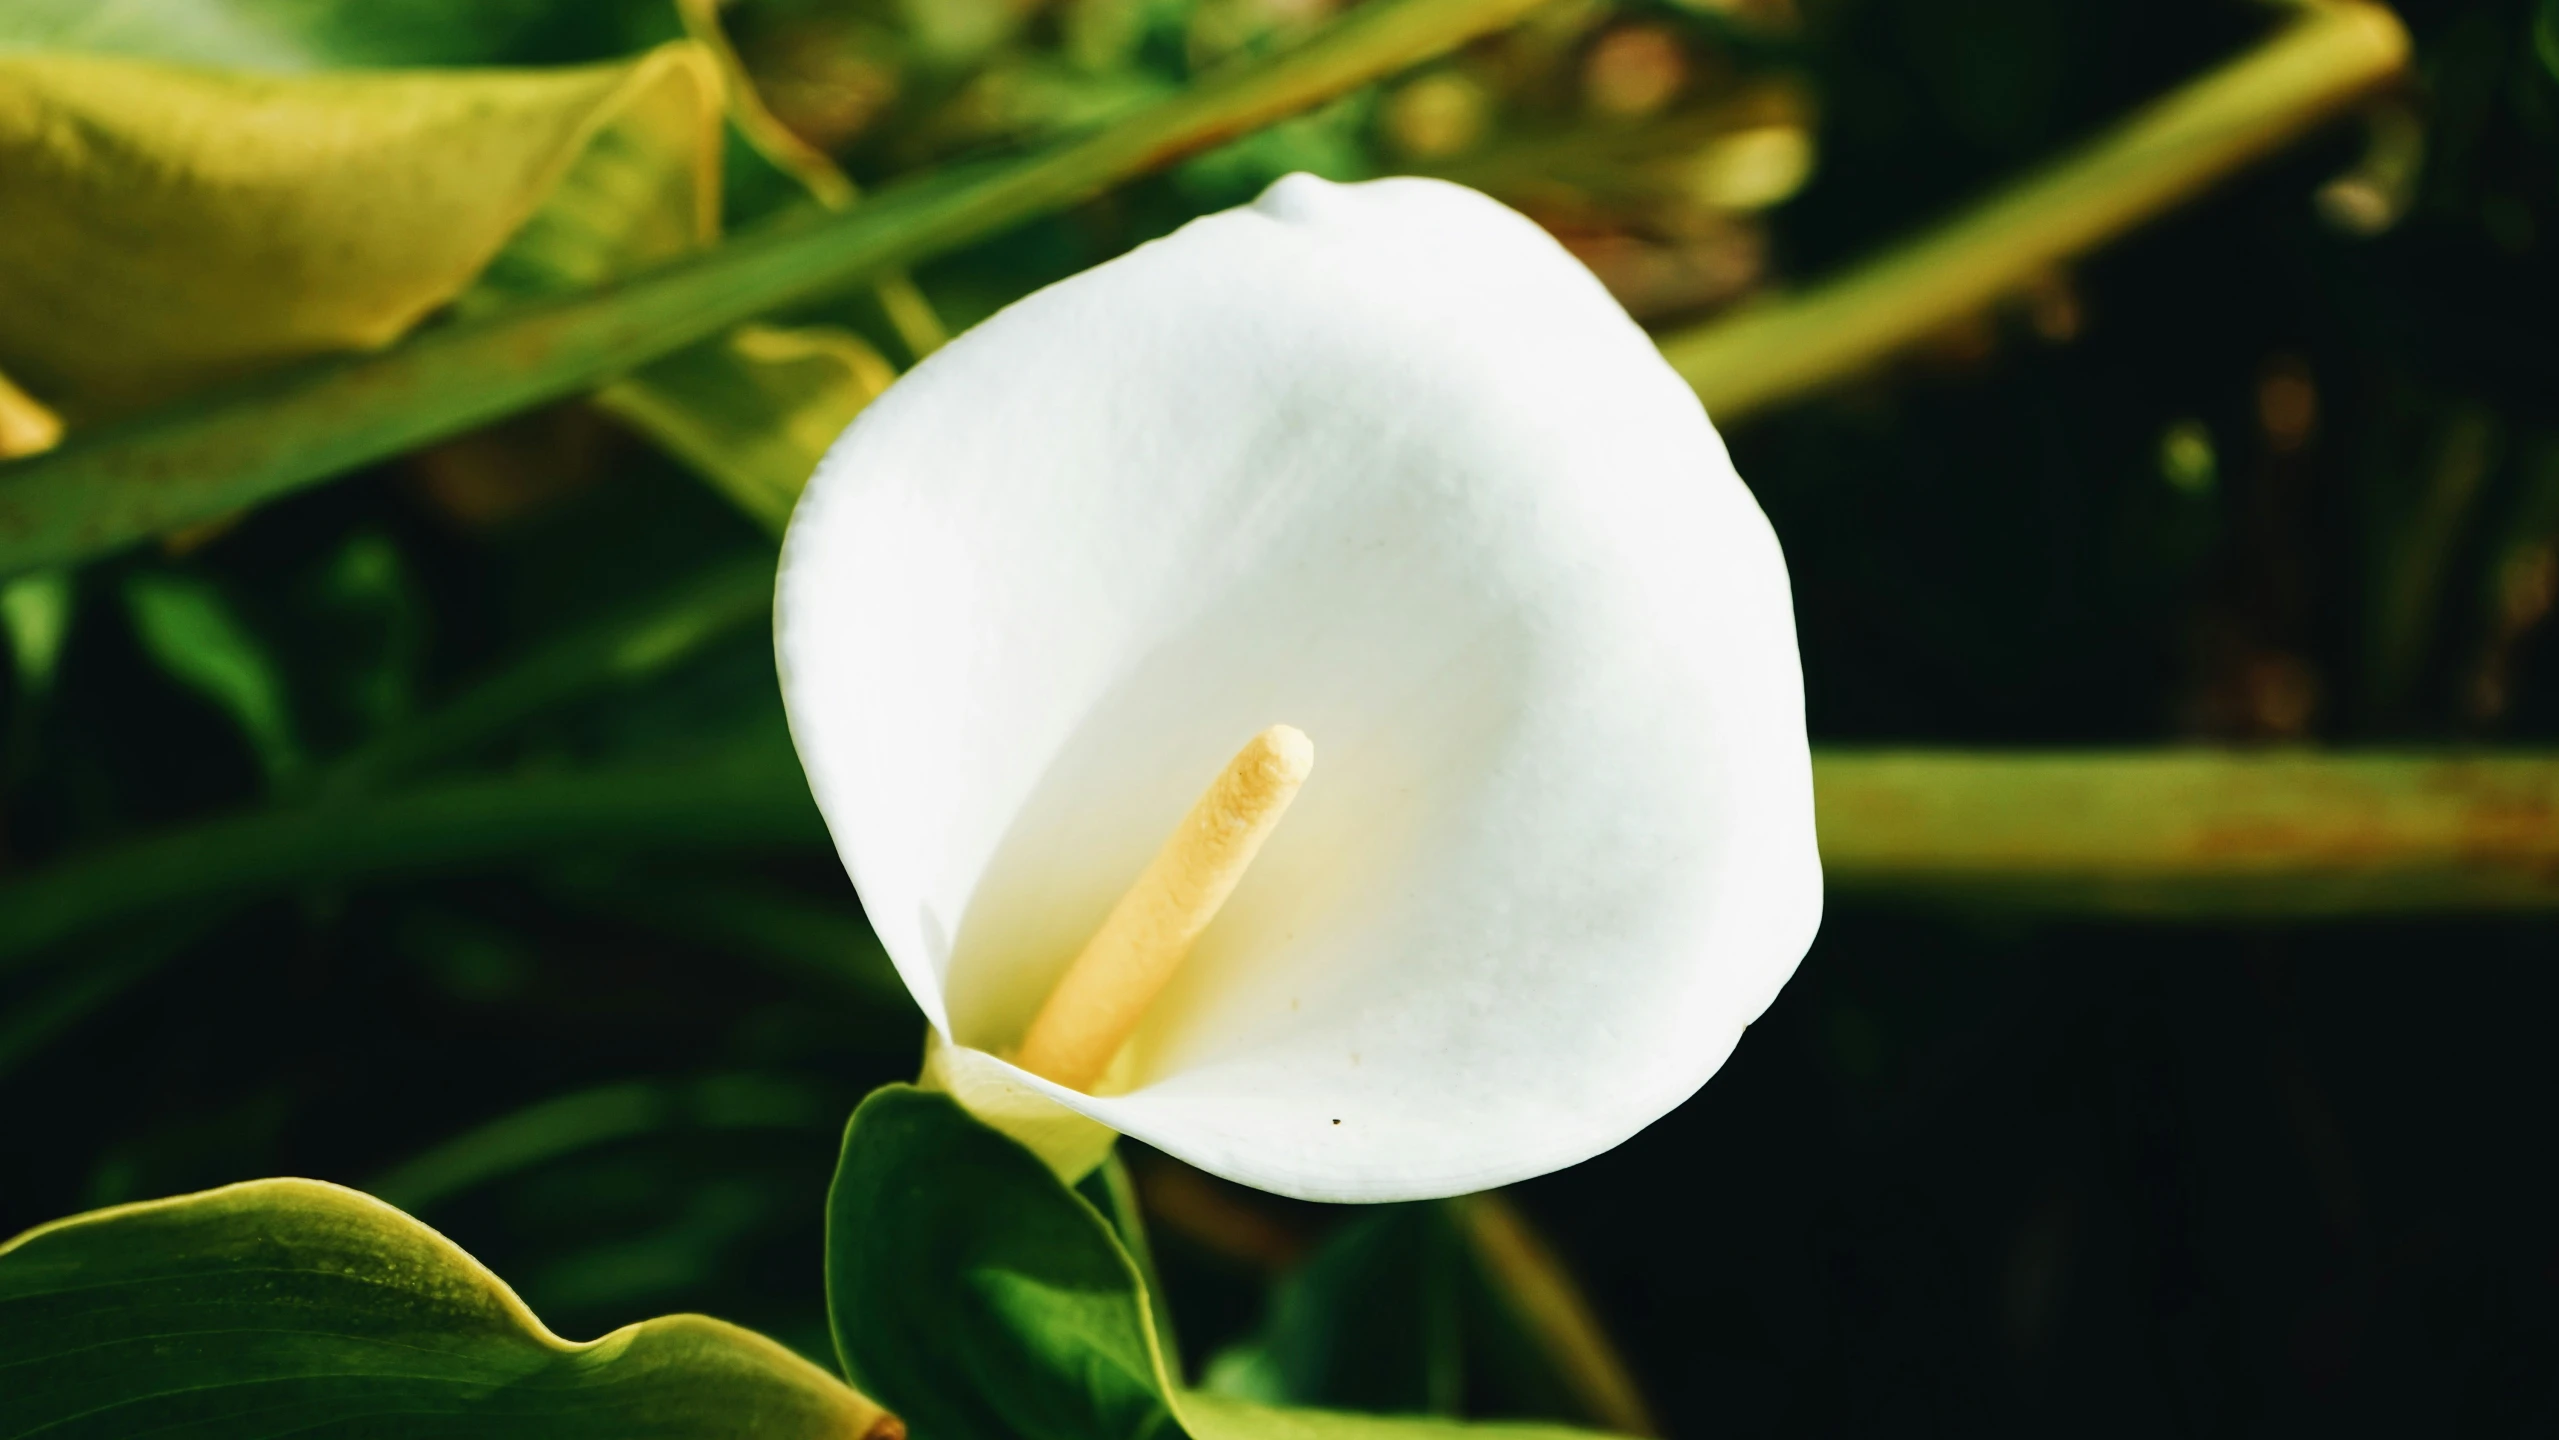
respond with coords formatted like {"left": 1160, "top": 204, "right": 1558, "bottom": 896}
{"left": 777, "top": 173, "right": 1820, "bottom": 1203}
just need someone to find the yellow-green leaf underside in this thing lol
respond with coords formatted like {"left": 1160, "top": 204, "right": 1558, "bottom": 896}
{"left": 0, "top": 41, "right": 885, "bottom": 522}
{"left": 0, "top": 45, "right": 720, "bottom": 426}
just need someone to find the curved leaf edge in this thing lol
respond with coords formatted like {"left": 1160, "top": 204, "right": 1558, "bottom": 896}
{"left": 0, "top": 1175, "right": 902, "bottom": 1439}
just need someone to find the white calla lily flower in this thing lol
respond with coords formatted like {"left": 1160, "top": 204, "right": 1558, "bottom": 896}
{"left": 777, "top": 173, "right": 1820, "bottom": 1204}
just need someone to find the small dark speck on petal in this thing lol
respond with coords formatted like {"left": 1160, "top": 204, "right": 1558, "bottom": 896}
{"left": 1332, "top": 1119, "right": 1341, "bottom": 1125}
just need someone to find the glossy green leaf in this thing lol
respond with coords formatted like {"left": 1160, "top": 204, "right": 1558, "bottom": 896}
{"left": 0, "top": 1176, "right": 897, "bottom": 1439}
{"left": 826, "top": 1085, "right": 1610, "bottom": 1440}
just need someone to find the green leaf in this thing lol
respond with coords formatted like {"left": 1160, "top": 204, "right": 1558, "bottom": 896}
{"left": 0, "top": 0, "right": 1555, "bottom": 575}
{"left": 829, "top": 1087, "right": 1175, "bottom": 1440}
{"left": 1205, "top": 1196, "right": 1657, "bottom": 1435}
{"left": 0, "top": 567, "right": 69, "bottom": 695}
{"left": 1210, "top": 1208, "right": 1467, "bottom": 1417}
{"left": 0, "top": 1175, "right": 898, "bottom": 1439}
{"left": 0, "top": 0, "right": 675, "bottom": 70}
{"left": 826, "top": 1085, "right": 1610, "bottom": 1440}
{"left": 1, "top": 0, "right": 872, "bottom": 527}
{"left": 598, "top": 324, "right": 899, "bottom": 532}
{"left": 0, "top": 44, "right": 722, "bottom": 426}
{"left": 123, "top": 569, "right": 302, "bottom": 783}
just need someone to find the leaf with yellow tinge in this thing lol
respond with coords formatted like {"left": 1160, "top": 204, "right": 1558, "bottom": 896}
{"left": 0, "top": 33, "right": 893, "bottom": 526}
{"left": 419, "top": 31, "right": 898, "bottom": 534}
{"left": 0, "top": 1176, "right": 899, "bottom": 1439}
{"left": 0, "top": 44, "right": 720, "bottom": 427}
{"left": 0, "top": 373, "right": 59, "bottom": 462}
{"left": 601, "top": 325, "right": 898, "bottom": 533}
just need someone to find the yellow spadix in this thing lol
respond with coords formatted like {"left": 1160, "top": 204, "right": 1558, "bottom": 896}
{"left": 1013, "top": 724, "right": 1314, "bottom": 1091}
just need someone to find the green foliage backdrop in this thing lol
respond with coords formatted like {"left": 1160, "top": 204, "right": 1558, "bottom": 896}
{"left": 2, "top": 0, "right": 2555, "bottom": 1433}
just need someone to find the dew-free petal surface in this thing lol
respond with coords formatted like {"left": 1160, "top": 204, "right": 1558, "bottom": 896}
{"left": 779, "top": 174, "right": 1819, "bottom": 1202}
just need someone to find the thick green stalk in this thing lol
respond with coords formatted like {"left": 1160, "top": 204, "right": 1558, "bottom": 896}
{"left": 1816, "top": 750, "right": 2559, "bottom": 915}
{"left": 0, "top": 0, "right": 1547, "bottom": 577}
{"left": 2, "top": 750, "right": 2553, "bottom": 967}
{"left": 1662, "top": 1, "right": 2410, "bottom": 420}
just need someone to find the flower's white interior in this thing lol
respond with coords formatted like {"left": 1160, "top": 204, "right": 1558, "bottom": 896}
{"left": 778, "top": 174, "right": 1821, "bottom": 1202}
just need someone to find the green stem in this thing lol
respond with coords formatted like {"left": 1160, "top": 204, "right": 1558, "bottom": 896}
{"left": 0, "top": 755, "right": 825, "bottom": 968}
{"left": 0, "top": 0, "right": 1549, "bottom": 577}
{"left": 316, "top": 554, "right": 773, "bottom": 795}
{"left": 1816, "top": 749, "right": 2559, "bottom": 915}
{"left": 1660, "top": 1, "right": 2409, "bottom": 421}
{"left": 364, "top": 1073, "right": 836, "bottom": 1214}
{"left": 2, "top": 748, "right": 2552, "bottom": 967}
{"left": 1445, "top": 1192, "right": 1660, "bottom": 1438}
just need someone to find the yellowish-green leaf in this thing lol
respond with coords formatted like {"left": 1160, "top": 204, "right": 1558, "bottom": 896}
{"left": 0, "top": 371, "right": 59, "bottom": 460}
{"left": 0, "top": 44, "right": 720, "bottom": 426}
{"left": 455, "top": 73, "right": 718, "bottom": 312}
{"left": 0, "top": 568, "right": 71, "bottom": 695}
{"left": 670, "top": 0, "right": 948, "bottom": 360}
{"left": 392, "top": 18, "right": 908, "bottom": 532}
{"left": 0, "top": 33, "right": 871, "bottom": 527}
{"left": 0, "top": 1176, "right": 897, "bottom": 1439}
{"left": 599, "top": 325, "right": 896, "bottom": 532}
{"left": 0, "top": 0, "right": 1555, "bottom": 574}
{"left": 672, "top": 0, "right": 854, "bottom": 211}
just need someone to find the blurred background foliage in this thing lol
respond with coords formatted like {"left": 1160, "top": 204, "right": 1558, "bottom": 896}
{"left": 0, "top": 0, "right": 2555, "bottom": 1433}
